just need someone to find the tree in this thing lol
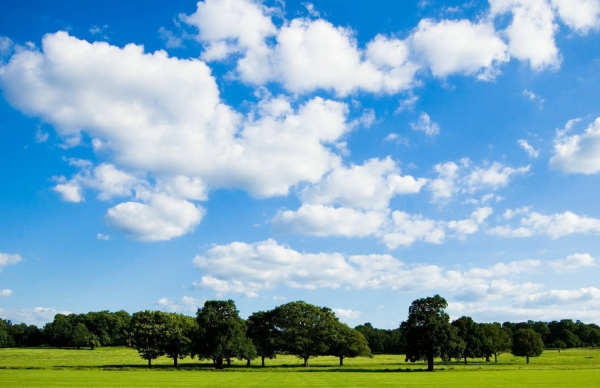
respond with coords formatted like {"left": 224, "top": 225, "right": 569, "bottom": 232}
{"left": 452, "top": 316, "right": 484, "bottom": 364}
{"left": 44, "top": 314, "right": 73, "bottom": 348}
{"left": 552, "top": 339, "right": 567, "bottom": 353}
{"left": 72, "top": 323, "right": 92, "bottom": 349}
{"left": 0, "top": 319, "right": 15, "bottom": 348}
{"left": 161, "top": 314, "right": 197, "bottom": 367}
{"left": 247, "top": 310, "right": 279, "bottom": 366}
{"left": 512, "top": 328, "right": 544, "bottom": 364}
{"left": 130, "top": 311, "right": 167, "bottom": 366}
{"left": 329, "top": 323, "right": 372, "bottom": 366}
{"left": 401, "top": 295, "right": 453, "bottom": 371}
{"left": 481, "top": 323, "right": 512, "bottom": 362}
{"left": 195, "top": 300, "right": 249, "bottom": 369}
{"left": 273, "top": 301, "right": 339, "bottom": 367}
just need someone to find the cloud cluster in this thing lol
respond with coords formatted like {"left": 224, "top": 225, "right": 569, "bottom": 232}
{"left": 0, "top": 307, "right": 72, "bottom": 326}
{"left": 429, "top": 159, "right": 530, "bottom": 203}
{"left": 192, "top": 239, "right": 540, "bottom": 297}
{"left": 156, "top": 296, "right": 206, "bottom": 313}
{"left": 489, "top": 208, "right": 600, "bottom": 238}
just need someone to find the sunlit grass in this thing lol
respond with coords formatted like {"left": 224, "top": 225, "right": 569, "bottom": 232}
{"left": 0, "top": 347, "right": 599, "bottom": 387}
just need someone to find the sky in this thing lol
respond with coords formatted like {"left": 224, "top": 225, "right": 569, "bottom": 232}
{"left": 1, "top": 0, "right": 600, "bottom": 329}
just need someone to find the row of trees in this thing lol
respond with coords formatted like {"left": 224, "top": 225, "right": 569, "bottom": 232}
{"left": 130, "top": 300, "right": 372, "bottom": 368}
{"left": 2, "top": 296, "right": 600, "bottom": 370}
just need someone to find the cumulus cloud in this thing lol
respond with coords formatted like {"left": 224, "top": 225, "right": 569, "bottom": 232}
{"left": 156, "top": 296, "right": 206, "bottom": 313}
{"left": 410, "top": 112, "right": 440, "bottom": 136}
{"left": 551, "top": 0, "right": 600, "bottom": 34}
{"left": 192, "top": 239, "right": 549, "bottom": 298}
{"left": 519, "top": 287, "right": 600, "bottom": 307}
{"left": 489, "top": 0, "right": 560, "bottom": 70}
{"left": 429, "top": 159, "right": 529, "bottom": 203}
{"left": 410, "top": 18, "right": 508, "bottom": 79}
{"left": 0, "top": 253, "right": 23, "bottom": 271}
{"left": 105, "top": 193, "right": 205, "bottom": 242}
{"left": 272, "top": 204, "right": 387, "bottom": 238}
{"left": 182, "top": 0, "right": 420, "bottom": 95}
{"left": 550, "top": 253, "right": 598, "bottom": 272}
{"left": 333, "top": 308, "right": 362, "bottom": 321}
{"left": 550, "top": 117, "right": 600, "bottom": 174}
{"left": 0, "top": 289, "right": 13, "bottom": 297}
{"left": 299, "top": 157, "right": 426, "bottom": 211}
{"left": 489, "top": 208, "right": 600, "bottom": 239}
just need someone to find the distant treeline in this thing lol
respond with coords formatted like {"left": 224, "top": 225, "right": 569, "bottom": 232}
{"left": 1, "top": 296, "right": 599, "bottom": 370}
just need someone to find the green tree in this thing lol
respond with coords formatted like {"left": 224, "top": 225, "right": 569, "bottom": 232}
{"left": 401, "top": 295, "right": 453, "bottom": 371}
{"left": 72, "top": 323, "right": 92, "bottom": 349}
{"left": 161, "top": 313, "right": 197, "bottom": 367}
{"left": 329, "top": 323, "right": 372, "bottom": 366}
{"left": 44, "top": 314, "right": 73, "bottom": 348}
{"left": 452, "top": 316, "right": 484, "bottom": 364}
{"left": 552, "top": 339, "right": 567, "bottom": 353}
{"left": 273, "top": 301, "right": 339, "bottom": 367}
{"left": 247, "top": 310, "right": 279, "bottom": 366}
{"left": 512, "top": 328, "right": 544, "bottom": 364}
{"left": 481, "top": 323, "right": 512, "bottom": 362}
{"left": 195, "top": 300, "right": 249, "bottom": 369}
{"left": 130, "top": 311, "right": 167, "bottom": 366}
{"left": 0, "top": 319, "right": 15, "bottom": 348}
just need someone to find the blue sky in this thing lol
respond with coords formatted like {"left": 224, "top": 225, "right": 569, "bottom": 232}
{"left": 1, "top": 0, "right": 600, "bottom": 328}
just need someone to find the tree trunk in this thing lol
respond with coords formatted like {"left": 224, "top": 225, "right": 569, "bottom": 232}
{"left": 485, "top": 355, "right": 490, "bottom": 362}
{"left": 526, "top": 356, "right": 529, "bottom": 365}
{"left": 227, "top": 358, "right": 231, "bottom": 367}
{"left": 148, "top": 359, "right": 152, "bottom": 367}
{"left": 494, "top": 354, "right": 498, "bottom": 363}
{"left": 464, "top": 357, "right": 468, "bottom": 365}
{"left": 174, "top": 357, "right": 178, "bottom": 368}
{"left": 261, "top": 356, "right": 265, "bottom": 367}
{"left": 339, "top": 356, "right": 344, "bottom": 366}
{"left": 246, "top": 359, "right": 251, "bottom": 366}
{"left": 303, "top": 357, "right": 309, "bottom": 367}
{"left": 216, "top": 357, "right": 224, "bottom": 370}
{"left": 427, "top": 356, "right": 434, "bottom": 371}
{"left": 558, "top": 349, "right": 561, "bottom": 353}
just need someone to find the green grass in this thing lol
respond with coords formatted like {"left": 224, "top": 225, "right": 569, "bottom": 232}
{"left": 1, "top": 347, "right": 599, "bottom": 387}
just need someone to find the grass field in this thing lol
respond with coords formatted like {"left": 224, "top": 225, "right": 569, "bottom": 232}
{"left": 1, "top": 347, "right": 599, "bottom": 387}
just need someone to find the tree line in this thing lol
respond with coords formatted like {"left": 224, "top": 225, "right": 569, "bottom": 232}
{"left": 1, "top": 296, "right": 599, "bottom": 370}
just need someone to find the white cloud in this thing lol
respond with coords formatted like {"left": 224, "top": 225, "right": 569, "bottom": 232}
{"left": 192, "top": 239, "right": 549, "bottom": 298}
{"left": 519, "top": 287, "right": 600, "bottom": 307}
{"left": 410, "top": 112, "right": 440, "bottom": 136}
{"left": 53, "top": 181, "right": 84, "bottom": 203}
{"left": 490, "top": 208, "right": 600, "bottom": 239}
{"left": 0, "top": 253, "right": 23, "bottom": 271}
{"left": 429, "top": 159, "right": 529, "bottom": 203}
{"left": 447, "top": 302, "right": 600, "bottom": 323}
{"left": 333, "top": 308, "right": 362, "bottom": 321}
{"left": 105, "top": 193, "right": 205, "bottom": 241}
{"left": 96, "top": 233, "right": 110, "bottom": 240}
{"left": 550, "top": 253, "right": 598, "bottom": 272}
{"left": 0, "top": 289, "right": 13, "bottom": 297}
{"left": 551, "top": 0, "right": 600, "bottom": 34}
{"left": 517, "top": 139, "right": 540, "bottom": 158}
{"left": 0, "top": 307, "right": 72, "bottom": 326}
{"left": 550, "top": 117, "right": 600, "bottom": 174}
{"left": 410, "top": 18, "right": 508, "bottom": 78}
{"left": 182, "top": 1, "right": 419, "bottom": 95}
{"left": 382, "top": 211, "right": 446, "bottom": 249}
{"left": 156, "top": 296, "right": 206, "bottom": 313}
{"left": 489, "top": 0, "right": 560, "bottom": 70}
{"left": 272, "top": 204, "right": 387, "bottom": 238}
{"left": 0, "top": 36, "right": 13, "bottom": 62}
{"left": 465, "top": 162, "right": 530, "bottom": 193}
{"left": 299, "top": 157, "right": 426, "bottom": 211}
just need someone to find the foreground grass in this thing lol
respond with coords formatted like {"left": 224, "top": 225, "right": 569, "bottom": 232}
{"left": 1, "top": 347, "right": 599, "bottom": 387}
{"left": 1, "top": 369, "right": 600, "bottom": 388}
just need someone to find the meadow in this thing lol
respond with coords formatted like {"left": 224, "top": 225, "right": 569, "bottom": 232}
{"left": 1, "top": 347, "right": 600, "bottom": 387}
